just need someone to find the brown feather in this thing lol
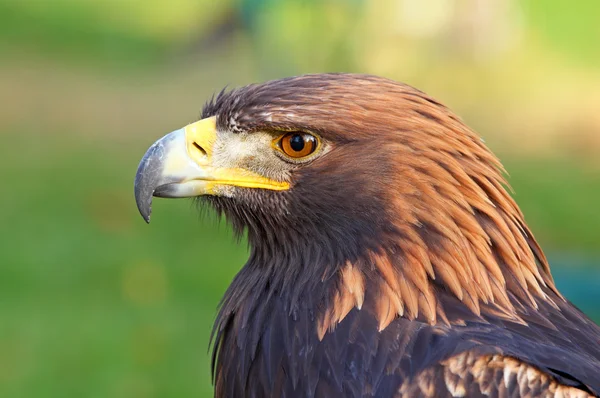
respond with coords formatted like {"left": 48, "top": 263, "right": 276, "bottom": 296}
{"left": 310, "top": 74, "right": 560, "bottom": 330}
{"left": 400, "top": 351, "right": 594, "bottom": 397}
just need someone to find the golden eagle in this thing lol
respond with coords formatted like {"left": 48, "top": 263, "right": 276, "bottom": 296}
{"left": 134, "top": 74, "right": 600, "bottom": 397}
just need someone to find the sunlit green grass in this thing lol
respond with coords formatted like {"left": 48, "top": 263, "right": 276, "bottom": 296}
{"left": 505, "top": 157, "right": 600, "bottom": 253}
{"left": 0, "top": 133, "right": 247, "bottom": 397}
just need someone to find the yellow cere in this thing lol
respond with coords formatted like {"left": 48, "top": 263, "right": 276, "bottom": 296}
{"left": 184, "top": 116, "right": 218, "bottom": 162}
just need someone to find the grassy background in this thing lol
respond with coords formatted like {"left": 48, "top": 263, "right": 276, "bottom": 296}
{"left": 1, "top": 0, "right": 599, "bottom": 397}
{"left": 1, "top": 133, "right": 245, "bottom": 397}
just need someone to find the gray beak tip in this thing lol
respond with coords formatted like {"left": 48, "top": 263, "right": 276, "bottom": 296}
{"left": 134, "top": 144, "right": 163, "bottom": 224}
{"left": 134, "top": 174, "right": 153, "bottom": 224}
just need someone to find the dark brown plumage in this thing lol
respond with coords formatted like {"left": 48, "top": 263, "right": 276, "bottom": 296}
{"left": 136, "top": 74, "right": 600, "bottom": 397}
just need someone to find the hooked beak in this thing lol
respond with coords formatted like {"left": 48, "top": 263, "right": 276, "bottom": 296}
{"left": 134, "top": 116, "right": 289, "bottom": 223}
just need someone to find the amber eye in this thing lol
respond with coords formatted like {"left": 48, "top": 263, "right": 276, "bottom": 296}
{"left": 278, "top": 132, "right": 318, "bottom": 159}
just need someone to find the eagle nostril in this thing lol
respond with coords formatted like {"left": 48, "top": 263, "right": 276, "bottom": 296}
{"left": 192, "top": 142, "right": 207, "bottom": 157}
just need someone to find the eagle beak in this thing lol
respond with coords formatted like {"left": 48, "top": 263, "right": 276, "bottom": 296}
{"left": 134, "top": 116, "right": 288, "bottom": 223}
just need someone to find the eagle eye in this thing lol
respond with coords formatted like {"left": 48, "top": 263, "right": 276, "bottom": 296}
{"left": 277, "top": 132, "right": 319, "bottom": 159}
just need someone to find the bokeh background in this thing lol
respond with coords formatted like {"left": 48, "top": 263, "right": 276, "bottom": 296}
{"left": 1, "top": 0, "right": 599, "bottom": 396}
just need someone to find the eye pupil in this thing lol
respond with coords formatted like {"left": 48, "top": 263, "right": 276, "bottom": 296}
{"left": 289, "top": 134, "right": 305, "bottom": 152}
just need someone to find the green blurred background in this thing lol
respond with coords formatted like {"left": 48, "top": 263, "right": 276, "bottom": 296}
{"left": 1, "top": 0, "right": 599, "bottom": 396}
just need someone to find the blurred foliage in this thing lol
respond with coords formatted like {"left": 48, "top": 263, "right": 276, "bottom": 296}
{"left": 0, "top": 0, "right": 599, "bottom": 397}
{"left": 0, "top": 0, "right": 232, "bottom": 66}
{"left": 1, "top": 133, "right": 245, "bottom": 397}
{"left": 524, "top": 0, "right": 600, "bottom": 65}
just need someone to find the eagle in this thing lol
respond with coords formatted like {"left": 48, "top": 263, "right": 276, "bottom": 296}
{"left": 134, "top": 74, "right": 600, "bottom": 397}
